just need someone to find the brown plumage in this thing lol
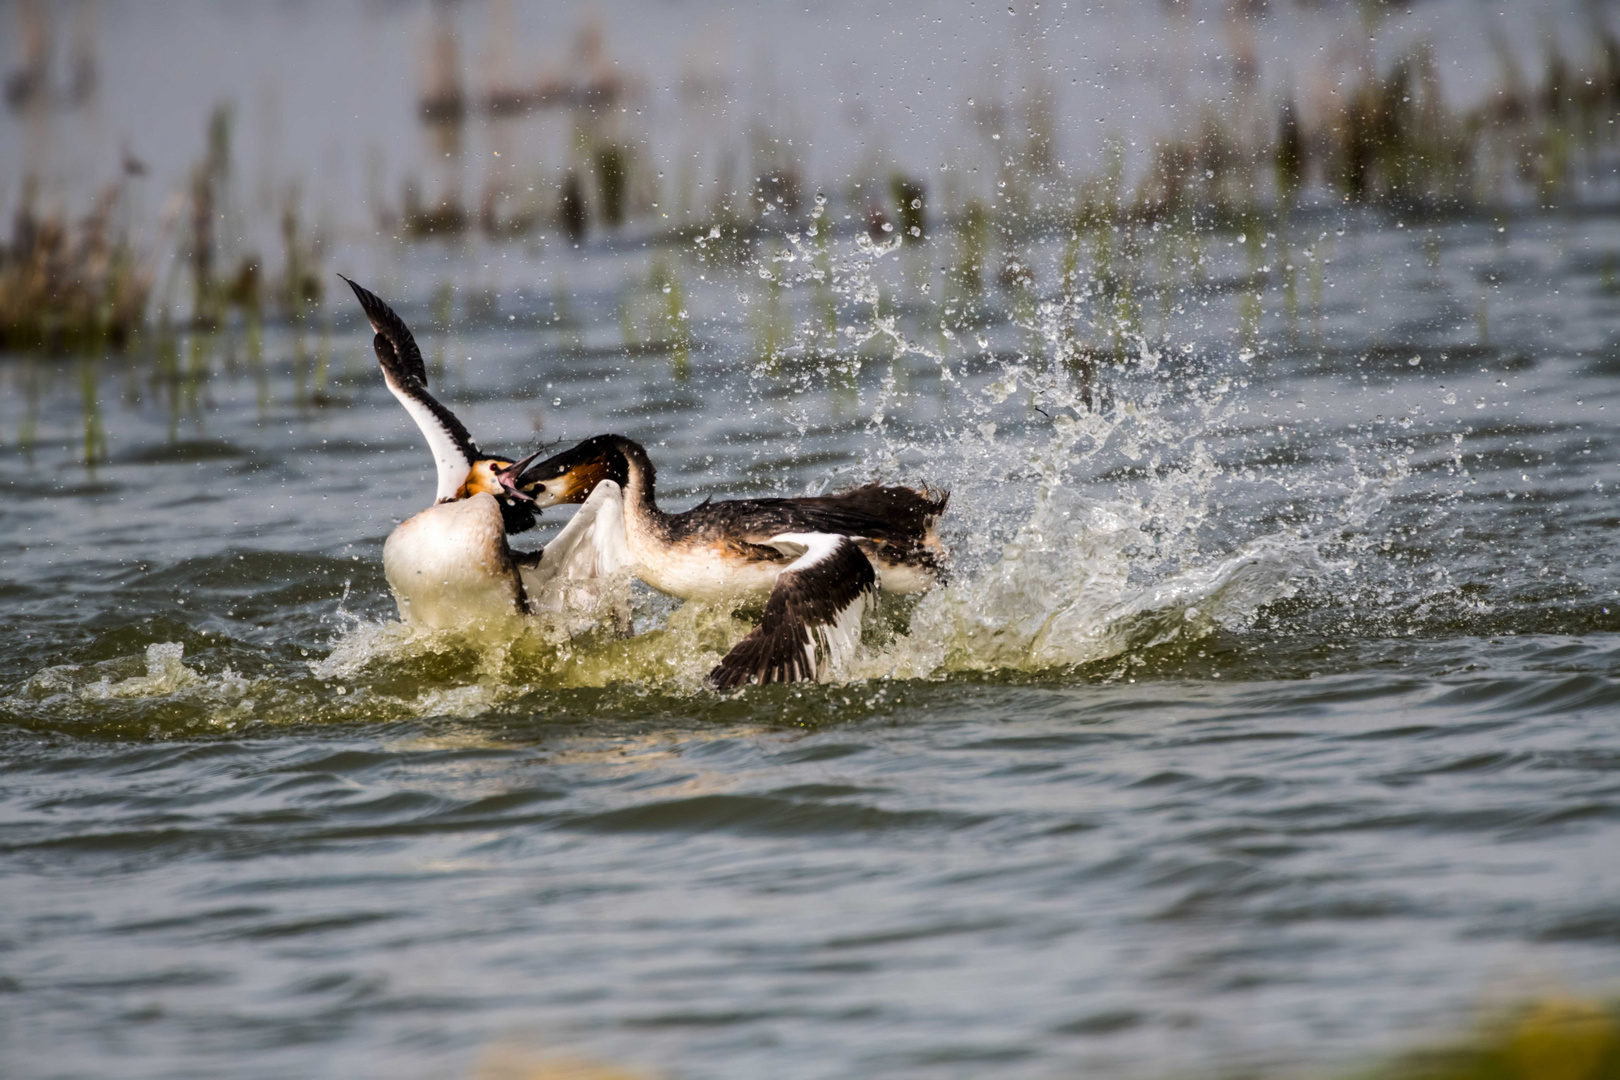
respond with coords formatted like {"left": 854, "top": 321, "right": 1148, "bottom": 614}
{"left": 518, "top": 435, "right": 949, "bottom": 596}
{"left": 518, "top": 434, "right": 949, "bottom": 688}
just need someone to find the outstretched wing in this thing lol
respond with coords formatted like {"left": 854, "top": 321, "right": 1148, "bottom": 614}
{"left": 341, "top": 275, "right": 482, "bottom": 502}
{"left": 708, "top": 533, "right": 878, "bottom": 690}
{"left": 519, "top": 479, "right": 633, "bottom": 614}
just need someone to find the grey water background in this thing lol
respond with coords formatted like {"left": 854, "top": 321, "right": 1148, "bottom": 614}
{"left": 5, "top": 2, "right": 1620, "bottom": 1078}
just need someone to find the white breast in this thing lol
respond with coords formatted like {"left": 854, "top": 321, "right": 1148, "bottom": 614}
{"left": 625, "top": 526, "right": 783, "bottom": 604}
{"left": 382, "top": 493, "right": 524, "bottom": 632}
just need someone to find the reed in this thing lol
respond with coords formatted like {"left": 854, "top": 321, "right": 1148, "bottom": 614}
{"left": 618, "top": 256, "right": 691, "bottom": 375}
{"left": 0, "top": 174, "right": 155, "bottom": 352}
{"left": 890, "top": 175, "right": 926, "bottom": 238}
{"left": 402, "top": 181, "right": 470, "bottom": 239}
{"left": 558, "top": 173, "right": 588, "bottom": 244}
{"left": 277, "top": 191, "right": 324, "bottom": 323}
{"left": 949, "top": 199, "right": 989, "bottom": 304}
{"left": 6, "top": 5, "right": 1616, "bottom": 379}
{"left": 810, "top": 196, "right": 838, "bottom": 359}
{"left": 593, "top": 143, "right": 630, "bottom": 228}
{"left": 1132, "top": 26, "right": 1618, "bottom": 222}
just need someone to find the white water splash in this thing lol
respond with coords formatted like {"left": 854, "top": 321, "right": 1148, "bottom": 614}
{"left": 80, "top": 642, "right": 204, "bottom": 699}
{"left": 311, "top": 231, "right": 1388, "bottom": 693}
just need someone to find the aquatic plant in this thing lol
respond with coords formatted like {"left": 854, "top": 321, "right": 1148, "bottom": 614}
{"left": 184, "top": 104, "right": 235, "bottom": 329}
{"left": 559, "top": 172, "right": 587, "bottom": 244}
{"left": 402, "top": 180, "right": 470, "bottom": 239}
{"left": 948, "top": 198, "right": 989, "bottom": 304}
{"left": 478, "top": 177, "right": 544, "bottom": 240}
{"left": 0, "top": 174, "right": 155, "bottom": 352}
{"left": 277, "top": 189, "right": 324, "bottom": 323}
{"left": 891, "top": 174, "right": 927, "bottom": 238}
{"left": 750, "top": 122, "right": 805, "bottom": 224}
{"left": 618, "top": 256, "right": 691, "bottom": 374}
{"left": 417, "top": 11, "right": 465, "bottom": 126}
{"left": 593, "top": 143, "right": 630, "bottom": 228}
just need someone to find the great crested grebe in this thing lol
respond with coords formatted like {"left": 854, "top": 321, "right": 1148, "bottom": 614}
{"left": 515, "top": 434, "right": 949, "bottom": 687}
{"left": 341, "top": 277, "right": 629, "bottom": 631}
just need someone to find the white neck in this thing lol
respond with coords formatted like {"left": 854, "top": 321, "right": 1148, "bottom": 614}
{"left": 384, "top": 375, "right": 471, "bottom": 502}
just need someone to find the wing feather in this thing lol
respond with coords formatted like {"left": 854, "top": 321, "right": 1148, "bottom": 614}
{"left": 708, "top": 533, "right": 878, "bottom": 690}
{"left": 342, "top": 276, "right": 481, "bottom": 502}
{"left": 520, "top": 480, "right": 633, "bottom": 615}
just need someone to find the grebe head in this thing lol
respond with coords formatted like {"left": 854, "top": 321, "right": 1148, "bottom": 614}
{"left": 452, "top": 448, "right": 545, "bottom": 503}
{"left": 514, "top": 434, "right": 632, "bottom": 508}
{"left": 448, "top": 450, "right": 546, "bottom": 534}
{"left": 456, "top": 458, "right": 525, "bottom": 502}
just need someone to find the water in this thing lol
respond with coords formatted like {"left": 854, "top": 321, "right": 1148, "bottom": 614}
{"left": 7, "top": 0, "right": 1620, "bottom": 1072}
{"left": 4, "top": 203, "right": 1620, "bottom": 1079}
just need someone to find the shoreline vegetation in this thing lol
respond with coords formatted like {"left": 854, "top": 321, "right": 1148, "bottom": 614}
{"left": 2, "top": 9, "right": 1617, "bottom": 366}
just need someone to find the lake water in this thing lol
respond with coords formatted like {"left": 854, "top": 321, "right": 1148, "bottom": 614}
{"left": 4, "top": 2, "right": 1620, "bottom": 1078}
{"left": 5, "top": 204, "right": 1620, "bottom": 1079}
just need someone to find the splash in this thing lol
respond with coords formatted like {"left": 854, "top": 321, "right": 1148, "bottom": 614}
{"left": 79, "top": 642, "right": 207, "bottom": 699}
{"left": 14, "top": 227, "right": 1399, "bottom": 723}
{"left": 312, "top": 592, "right": 749, "bottom": 696}
{"left": 304, "top": 229, "right": 1380, "bottom": 696}
{"left": 6, "top": 642, "right": 262, "bottom": 734}
{"left": 863, "top": 494, "right": 1336, "bottom": 680}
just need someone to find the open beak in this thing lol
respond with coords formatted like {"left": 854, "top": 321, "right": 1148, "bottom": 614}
{"left": 495, "top": 449, "right": 544, "bottom": 503}
{"left": 509, "top": 451, "right": 567, "bottom": 509}
{"left": 505, "top": 441, "right": 610, "bottom": 509}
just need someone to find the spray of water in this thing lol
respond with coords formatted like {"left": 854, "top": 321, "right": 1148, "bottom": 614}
{"left": 304, "top": 225, "right": 1398, "bottom": 700}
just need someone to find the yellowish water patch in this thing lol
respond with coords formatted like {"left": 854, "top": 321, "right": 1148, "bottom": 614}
{"left": 315, "top": 593, "right": 753, "bottom": 696}
{"left": 1357, "top": 996, "right": 1620, "bottom": 1080}
{"left": 470, "top": 1046, "right": 658, "bottom": 1080}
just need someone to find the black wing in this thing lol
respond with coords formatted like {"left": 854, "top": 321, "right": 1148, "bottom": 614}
{"left": 341, "top": 276, "right": 485, "bottom": 498}
{"left": 708, "top": 534, "right": 878, "bottom": 690}
{"left": 341, "top": 274, "right": 428, "bottom": 385}
{"left": 673, "top": 484, "right": 948, "bottom": 548}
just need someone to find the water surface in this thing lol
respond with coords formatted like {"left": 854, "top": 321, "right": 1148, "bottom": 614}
{"left": 4, "top": 201, "right": 1620, "bottom": 1080}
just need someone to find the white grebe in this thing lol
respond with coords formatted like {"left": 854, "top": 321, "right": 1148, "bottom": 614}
{"left": 516, "top": 434, "right": 948, "bottom": 687}
{"left": 341, "top": 278, "right": 629, "bottom": 632}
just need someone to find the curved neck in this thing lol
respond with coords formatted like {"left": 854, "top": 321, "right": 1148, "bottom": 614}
{"left": 614, "top": 438, "right": 661, "bottom": 521}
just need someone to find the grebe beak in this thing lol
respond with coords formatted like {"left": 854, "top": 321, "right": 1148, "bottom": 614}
{"left": 495, "top": 449, "right": 544, "bottom": 503}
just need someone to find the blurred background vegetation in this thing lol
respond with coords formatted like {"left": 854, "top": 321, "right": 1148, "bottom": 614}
{"left": 2, "top": 0, "right": 1616, "bottom": 358}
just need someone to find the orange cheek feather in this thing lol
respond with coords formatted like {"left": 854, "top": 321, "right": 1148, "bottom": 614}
{"left": 550, "top": 461, "right": 607, "bottom": 503}
{"left": 457, "top": 463, "right": 506, "bottom": 500}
